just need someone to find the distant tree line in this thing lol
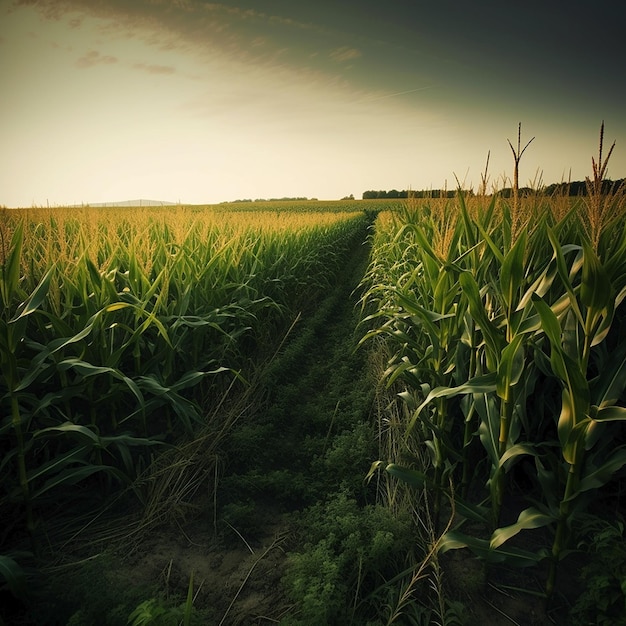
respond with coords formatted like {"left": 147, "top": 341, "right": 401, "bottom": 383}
{"left": 362, "top": 189, "right": 462, "bottom": 199}
{"left": 224, "top": 197, "right": 317, "bottom": 203}
{"left": 541, "top": 179, "right": 625, "bottom": 196}
{"left": 363, "top": 178, "right": 625, "bottom": 200}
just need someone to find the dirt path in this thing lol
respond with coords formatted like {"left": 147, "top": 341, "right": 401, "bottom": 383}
{"left": 115, "top": 221, "right": 376, "bottom": 624}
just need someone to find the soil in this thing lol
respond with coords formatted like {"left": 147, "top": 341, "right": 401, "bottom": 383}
{"left": 121, "top": 511, "right": 294, "bottom": 625}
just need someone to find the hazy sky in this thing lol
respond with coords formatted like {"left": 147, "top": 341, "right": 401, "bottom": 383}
{"left": 1, "top": 0, "right": 625, "bottom": 206}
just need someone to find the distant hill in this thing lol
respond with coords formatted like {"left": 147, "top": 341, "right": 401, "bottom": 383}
{"left": 85, "top": 199, "right": 177, "bottom": 207}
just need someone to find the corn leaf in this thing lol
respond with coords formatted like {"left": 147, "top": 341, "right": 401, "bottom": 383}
{"left": 10, "top": 265, "right": 54, "bottom": 322}
{"left": 580, "top": 241, "right": 611, "bottom": 311}
{"left": 500, "top": 230, "right": 527, "bottom": 310}
{"left": 438, "top": 530, "right": 548, "bottom": 567}
{"left": 0, "top": 223, "right": 24, "bottom": 309}
{"left": 490, "top": 507, "right": 554, "bottom": 549}
{"left": 408, "top": 373, "right": 497, "bottom": 436}
{"left": 578, "top": 447, "right": 626, "bottom": 493}
{"left": 496, "top": 334, "right": 525, "bottom": 401}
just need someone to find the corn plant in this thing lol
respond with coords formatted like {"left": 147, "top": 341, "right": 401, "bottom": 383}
{"left": 1, "top": 206, "right": 370, "bottom": 556}
{"left": 360, "top": 123, "right": 626, "bottom": 600}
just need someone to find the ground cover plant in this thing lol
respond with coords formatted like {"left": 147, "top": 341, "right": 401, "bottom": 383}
{"left": 360, "top": 123, "right": 626, "bottom": 621}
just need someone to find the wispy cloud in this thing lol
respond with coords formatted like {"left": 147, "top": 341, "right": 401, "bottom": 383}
{"left": 76, "top": 49, "right": 118, "bottom": 68}
{"left": 329, "top": 46, "right": 361, "bottom": 63}
{"left": 133, "top": 62, "right": 175, "bottom": 75}
{"left": 358, "top": 85, "right": 435, "bottom": 103}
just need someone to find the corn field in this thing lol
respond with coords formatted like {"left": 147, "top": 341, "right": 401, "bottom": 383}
{"left": 360, "top": 131, "right": 626, "bottom": 600}
{"left": 0, "top": 205, "right": 370, "bottom": 556}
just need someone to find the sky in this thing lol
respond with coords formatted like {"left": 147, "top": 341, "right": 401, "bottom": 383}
{"left": 1, "top": 0, "right": 625, "bottom": 207}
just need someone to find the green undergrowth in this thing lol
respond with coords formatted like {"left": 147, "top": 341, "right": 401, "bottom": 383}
{"left": 4, "top": 553, "right": 209, "bottom": 626}
{"left": 217, "top": 215, "right": 431, "bottom": 623}
{"left": 219, "top": 219, "right": 378, "bottom": 512}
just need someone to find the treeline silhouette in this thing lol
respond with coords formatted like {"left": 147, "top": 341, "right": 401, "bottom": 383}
{"left": 223, "top": 197, "right": 317, "bottom": 203}
{"left": 362, "top": 189, "right": 459, "bottom": 199}
{"left": 362, "top": 179, "right": 625, "bottom": 200}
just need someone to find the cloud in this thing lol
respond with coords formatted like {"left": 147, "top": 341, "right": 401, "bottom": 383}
{"left": 14, "top": 1, "right": 371, "bottom": 98}
{"left": 76, "top": 50, "right": 118, "bottom": 68}
{"left": 329, "top": 46, "right": 361, "bottom": 63}
{"left": 133, "top": 62, "right": 175, "bottom": 75}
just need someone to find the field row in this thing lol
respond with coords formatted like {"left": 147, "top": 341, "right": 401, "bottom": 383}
{"left": 0, "top": 206, "right": 371, "bottom": 548}
{"left": 359, "top": 186, "right": 626, "bottom": 601}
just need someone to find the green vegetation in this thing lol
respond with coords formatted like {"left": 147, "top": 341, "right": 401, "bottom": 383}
{"left": 359, "top": 123, "right": 626, "bottom": 620}
{"left": 2, "top": 123, "right": 626, "bottom": 625}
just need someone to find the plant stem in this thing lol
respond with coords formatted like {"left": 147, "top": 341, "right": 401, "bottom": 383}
{"left": 11, "top": 393, "right": 36, "bottom": 550}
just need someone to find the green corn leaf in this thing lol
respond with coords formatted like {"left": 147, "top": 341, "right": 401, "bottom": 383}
{"left": 100, "top": 433, "right": 167, "bottom": 475}
{"left": 105, "top": 302, "right": 132, "bottom": 313}
{"left": 12, "top": 349, "right": 54, "bottom": 392}
{"left": 497, "top": 442, "right": 538, "bottom": 470}
{"left": 476, "top": 392, "right": 500, "bottom": 465}
{"left": 438, "top": 530, "right": 548, "bottom": 567}
{"left": 408, "top": 373, "right": 497, "bottom": 436}
{"left": 31, "top": 464, "right": 128, "bottom": 499}
{"left": 580, "top": 240, "right": 611, "bottom": 311}
{"left": 184, "top": 569, "right": 195, "bottom": 626}
{"left": 474, "top": 219, "right": 504, "bottom": 265}
{"left": 490, "top": 507, "right": 554, "bottom": 549}
{"left": 590, "top": 298, "right": 615, "bottom": 347}
{"left": 559, "top": 387, "right": 590, "bottom": 464}
{"left": 365, "top": 460, "right": 384, "bottom": 483}
{"left": 10, "top": 265, "right": 54, "bottom": 322}
{"left": 34, "top": 422, "right": 101, "bottom": 446}
{"left": 496, "top": 334, "right": 525, "bottom": 401}
{"left": 58, "top": 358, "right": 117, "bottom": 378}
{"left": 591, "top": 341, "right": 626, "bottom": 407}
{"left": 592, "top": 406, "right": 626, "bottom": 421}
{"left": 531, "top": 294, "right": 562, "bottom": 350}
{"left": 170, "top": 367, "right": 230, "bottom": 392}
{"left": 385, "top": 464, "right": 434, "bottom": 490}
{"left": 46, "top": 302, "right": 130, "bottom": 355}
{"left": 500, "top": 230, "right": 527, "bottom": 310}
{"left": 459, "top": 271, "right": 504, "bottom": 365}
{"left": 26, "top": 446, "right": 90, "bottom": 483}
{"left": 85, "top": 255, "right": 102, "bottom": 289}
{"left": 577, "top": 447, "right": 626, "bottom": 493}
{"left": 518, "top": 257, "right": 558, "bottom": 309}
{"left": 395, "top": 290, "right": 456, "bottom": 323}
{"left": 1, "top": 223, "right": 24, "bottom": 309}
{"left": 546, "top": 228, "right": 584, "bottom": 326}
{"left": 402, "top": 222, "right": 439, "bottom": 265}
{"left": 388, "top": 360, "right": 424, "bottom": 390}
{"left": 57, "top": 357, "right": 144, "bottom": 408}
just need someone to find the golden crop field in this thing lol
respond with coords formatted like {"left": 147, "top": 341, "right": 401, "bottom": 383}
{"left": 0, "top": 205, "right": 371, "bottom": 554}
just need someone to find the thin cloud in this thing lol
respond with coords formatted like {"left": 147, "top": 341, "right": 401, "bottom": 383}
{"left": 76, "top": 50, "right": 118, "bottom": 68}
{"left": 329, "top": 46, "right": 361, "bottom": 63}
{"left": 358, "top": 85, "right": 435, "bottom": 103}
{"left": 133, "top": 62, "right": 175, "bottom": 75}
